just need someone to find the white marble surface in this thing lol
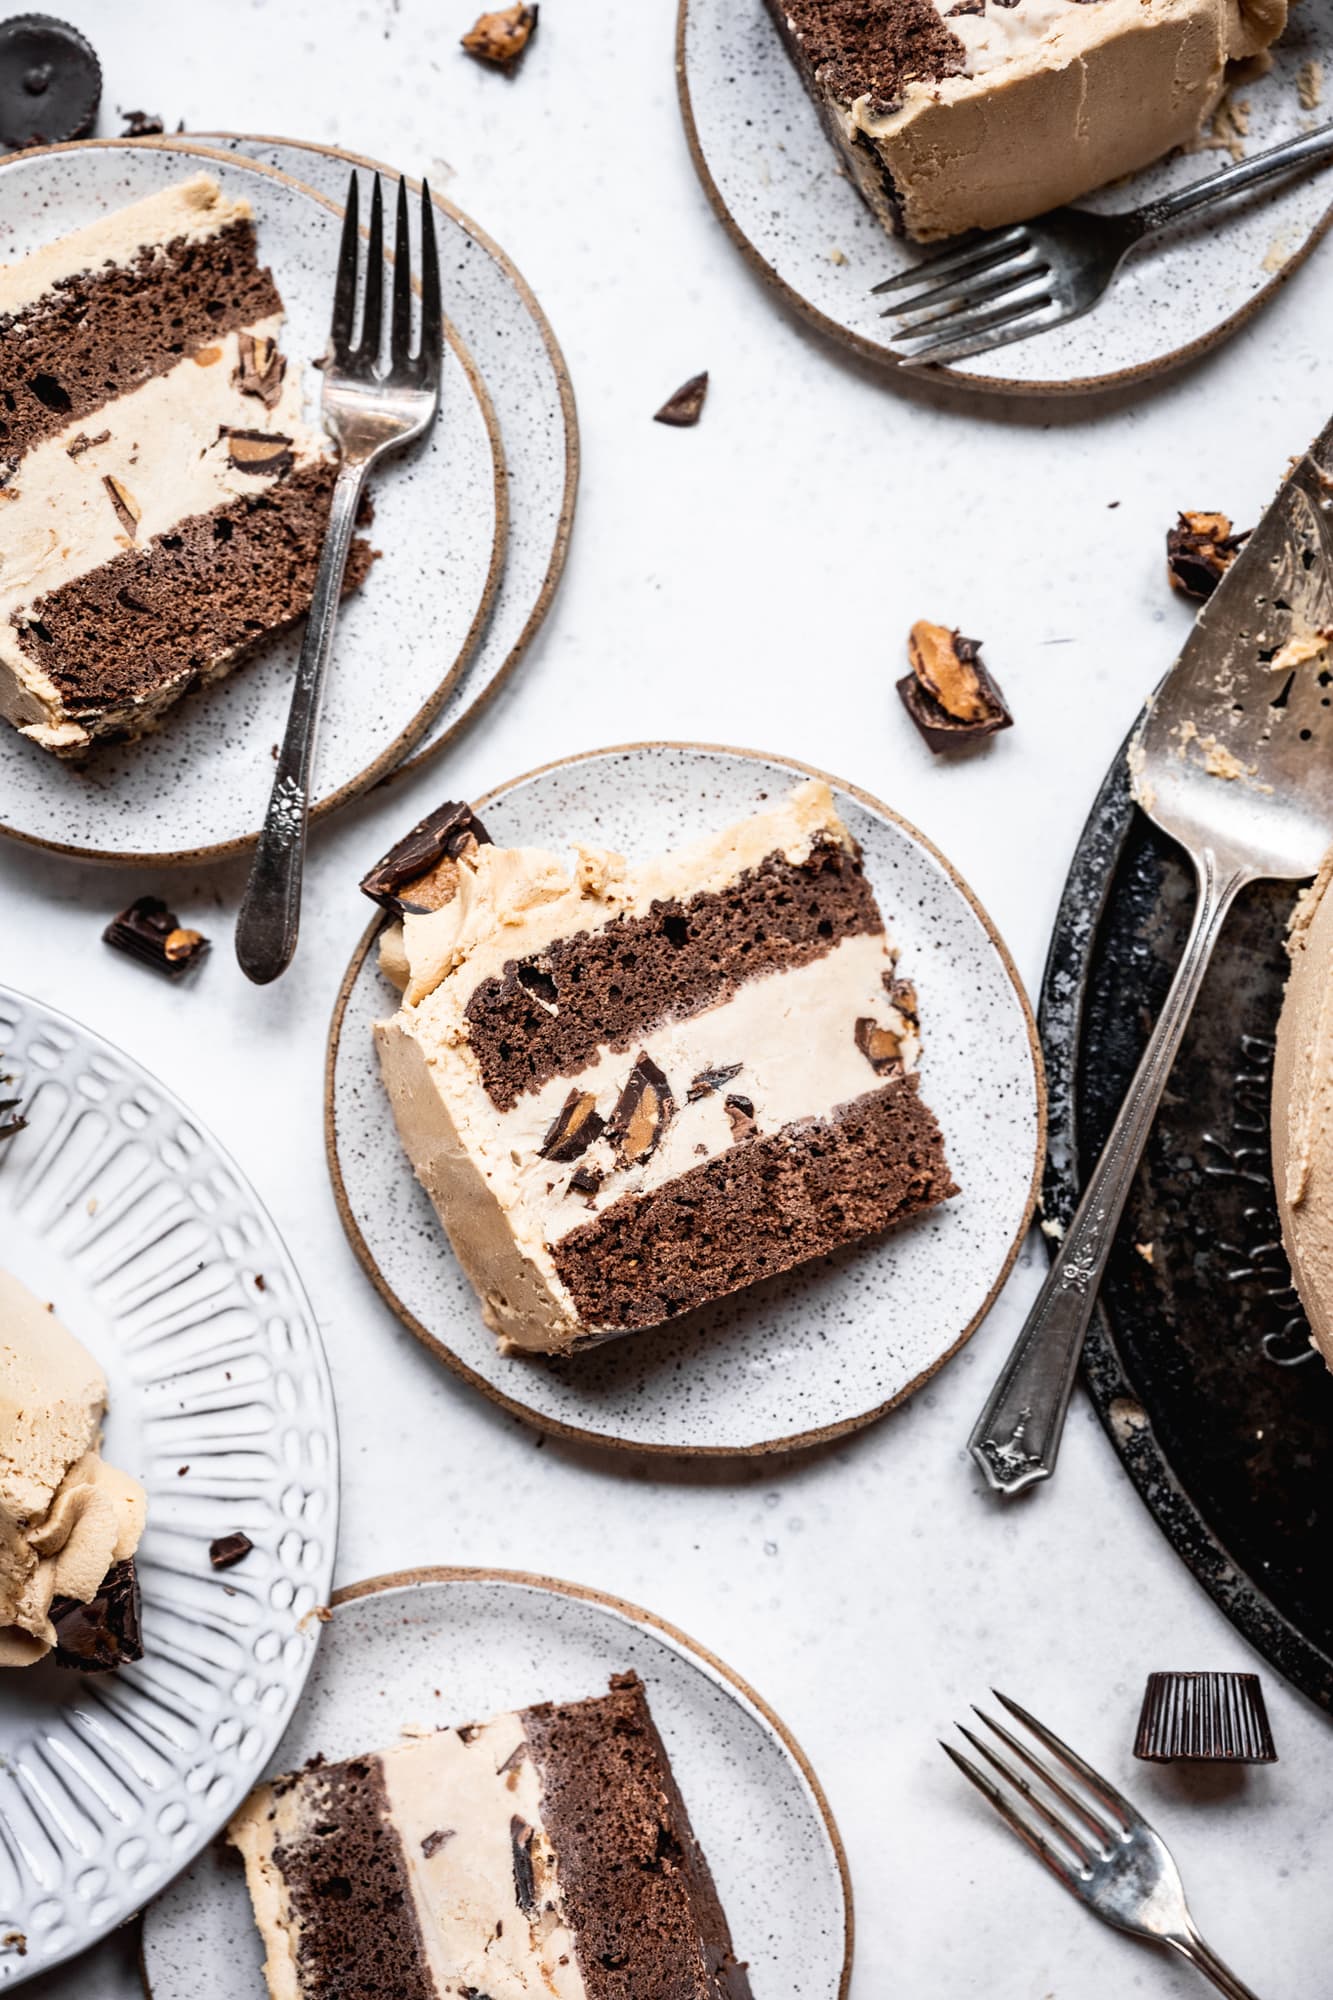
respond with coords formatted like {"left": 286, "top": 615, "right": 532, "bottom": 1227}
{"left": 6, "top": 4, "right": 1331, "bottom": 1995}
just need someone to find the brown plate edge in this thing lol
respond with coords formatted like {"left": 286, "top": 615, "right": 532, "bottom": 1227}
{"left": 322, "top": 739, "right": 1048, "bottom": 1461}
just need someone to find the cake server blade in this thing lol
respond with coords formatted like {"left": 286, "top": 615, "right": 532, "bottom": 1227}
{"left": 970, "top": 416, "right": 1333, "bottom": 1494}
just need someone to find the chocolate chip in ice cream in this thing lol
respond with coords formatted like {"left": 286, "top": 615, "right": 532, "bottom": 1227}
{"left": 855, "top": 1016, "right": 904, "bottom": 1075}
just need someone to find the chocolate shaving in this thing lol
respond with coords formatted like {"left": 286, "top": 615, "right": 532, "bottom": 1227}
{"left": 103, "top": 897, "right": 209, "bottom": 978}
{"left": 51, "top": 1557, "right": 143, "bottom": 1671}
{"left": 724, "top": 1093, "right": 758, "bottom": 1141}
{"left": 510, "top": 1816, "right": 538, "bottom": 1916}
{"left": 607, "top": 1053, "right": 674, "bottom": 1166}
{"left": 462, "top": 3, "right": 539, "bottom": 65}
{"left": 1167, "top": 510, "right": 1250, "bottom": 600}
{"left": 219, "top": 427, "right": 294, "bottom": 476}
{"left": 66, "top": 429, "right": 110, "bottom": 459}
{"left": 360, "top": 800, "right": 493, "bottom": 913}
{"left": 855, "top": 1016, "right": 904, "bottom": 1075}
{"left": 897, "top": 621, "right": 1012, "bottom": 753}
{"left": 568, "top": 1163, "right": 603, "bottom": 1200}
{"left": 687, "top": 1062, "right": 742, "bottom": 1101}
{"left": 654, "top": 371, "right": 709, "bottom": 428}
{"left": 102, "top": 474, "right": 140, "bottom": 538}
{"left": 538, "top": 1089, "right": 605, "bottom": 1163}
{"left": 120, "top": 109, "right": 164, "bottom": 135}
{"left": 233, "top": 331, "right": 287, "bottom": 410}
{"left": 421, "top": 1827, "right": 456, "bottom": 1858}
{"left": 208, "top": 1532, "right": 253, "bottom": 1571}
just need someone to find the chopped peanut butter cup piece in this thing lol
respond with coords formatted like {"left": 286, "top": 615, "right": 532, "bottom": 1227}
{"left": 462, "top": 3, "right": 538, "bottom": 66}
{"left": 568, "top": 1162, "right": 603, "bottom": 1200}
{"left": 209, "top": 1532, "right": 254, "bottom": 1571}
{"left": 51, "top": 1557, "right": 142, "bottom": 1672}
{"left": 219, "top": 427, "right": 295, "bottom": 476}
{"left": 607, "top": 1053, "right": 674, "bottom": 1166}
{"left": 724, "top": 1094, "right": 758, "bottom": 1141}
{"left": 104, "top": 897, "right": 209, "bottom": 978}
{"left": 898, "top": 621, "right": 1012, "bottom": 753}
{"left": 855, "top": 1016, "right": 904, "bottom": 1075}
{"left": 234, "top": 331, "right": 287, "bottom": 410}
{"left": 654, "top": 372, "right": 709, "bottom": 428}
{"left": 1166, "top": 511, "right": 1250, "bottom": 600}
{"left": 686, "top": 1062, "right": 743, "bottom": 1101}
{"left": 102, "top": 473, "right": 140, "bottom": 538}
{"left": 539, "top": 1089, "right": 605, "bottom": 1164}
{"left": 360, "top": 801, "right": 493, "bottom": 914}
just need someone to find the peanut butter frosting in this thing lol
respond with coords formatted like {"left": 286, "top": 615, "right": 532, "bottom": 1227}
{"left": 0, "top": 1272, "right": 146, "bottom": 1666}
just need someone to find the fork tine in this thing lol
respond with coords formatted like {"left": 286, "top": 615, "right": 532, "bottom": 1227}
{"left": 359, "top": 172, "right": 385, "bottom": 365}
{"left": 330, "top": 171, "right": 361, "bottom": 361}
{"left": 957, "top": 1726, "right": 1095, "bottom": 1866}
{"left": 894, "top": 277, "right": 1054, "bottom": 360}
{"left": 993, "top": 1691, "right": 1139, "bottom": 1830}
{"left": 869, "top": 226, "right": 1028, "bottom": 296}
{"left": 898, "top": 302, "right": 1067, "bottom": 369}
{"left": 889, "top": 252, "right": 1045, "bottom": 327}
{"left": 418, "top": 180, "right": 442, "bottom": 382}
{"left": 971, "top": 1710, "right": 1118, "bottom": 1848}
{"left": 390, "top": 176, "right": 413, "bottom": 370}
{"left": 942, "top": 1742, "right": 1084, "bottom": 1896}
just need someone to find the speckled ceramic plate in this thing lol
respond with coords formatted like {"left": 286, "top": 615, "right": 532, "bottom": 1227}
{"left": 326, "top": 743, "right": 1045, "bottom": 1456}
{"left": 189, "top": 134, "right": 579, "bottom": 779}
{"left": 0, "top": 140, "right": 506, "bottom": 865}
{"left": 0, "top": 987, "right": 339, "bottom": 1988}
{"left": 139, "top": 1567, "right": 852, "bottom": 2000}
{"left": 678, "top": 0, "right": 1333, "bottom": 394}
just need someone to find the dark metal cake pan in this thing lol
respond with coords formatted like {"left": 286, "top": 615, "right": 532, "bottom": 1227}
{"left": 1041, "top": 721, "right": 1333, "bottom": 1713}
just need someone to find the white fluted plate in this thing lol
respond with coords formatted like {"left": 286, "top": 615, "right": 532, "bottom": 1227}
{"left": 140, "top": 1568, "right": 851, "bottom": 2000}
{"left": 0, "top": 988, "right": 339, "bottom": 1987}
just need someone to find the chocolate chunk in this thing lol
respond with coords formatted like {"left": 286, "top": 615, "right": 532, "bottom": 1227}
{"left": 1166, "top": 511, "right": 1250, "bottom": 600}
{"left": 855, "top": 1016, "right": 904, "bottom": 1075}
{"left": 568, "top": 1162, "right": 603, "bottom": 1200}
{"left": 510, "top": 1816, "right": 537, "bottom": 1916}
{"left": 421, "top": 1826, "right": 455, "bottom": 1858}
{"left": 654, "top": 372, "right": 709, "bottom": 428}
{"left": 119, "top": 107, "right": 163, "bottom": 135}
{"left": 884, "top": 972, "right": 918, "bottom": 1026}
{"left": 233, "top": 330, "right": 287, "bottom": 410}
{"left": 360, "top": 800, "right": 493, "bottom": 914}
{"left": 1134, "top": 1672, "right": 1276, "bottom": 1763}
{"left": 219, "top": 426, "right": 294, "bottom": 476}
{"left": 208, "top": 1531, "right": 253, "bottom": 1571}
{"left": 724, "top": 1093, "right": 757, "bottom": 1141}
{"left": 607, "top": 1053, "right": 674, "bottom": 1166}
{"left": 897, "top": 621, "right": 1012, "bottom": 753}
{"left": 946, "top": 0, "right": 984, "bottom": 13}
{"left": 538, "top": 1089, "right": 605, "bottom": 1163}
{"left": 104, "top": 897, "right": 209, "bottom": 977}
{"left": 102, "top": 473, "right": 140, "bottom": 538}
{"left": 0, "top": 14, "right": 100, "bottom": 150}
{"left": 462, "top": 3, "right": 538, "bottom": 65}
{"left": 51, "top": 1557, "right": 143, "bottom": 1672}
{"left": 686, "top": 1062, "right": 743, "bottom": 1101}
{"left": 66, "top": 428, "right": 110, "bottom": 458}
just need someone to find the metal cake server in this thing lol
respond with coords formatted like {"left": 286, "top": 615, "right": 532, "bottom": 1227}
{"left": 971, "top": 416, "right": 1333, "bottom": 1494}
{"left": 236, "top": 171, "right": 442, "bottom": 984}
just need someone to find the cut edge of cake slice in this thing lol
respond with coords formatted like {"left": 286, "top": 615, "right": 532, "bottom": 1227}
{"left": 227, "top": 1671, "right": 754, "bottom": 2000}
{"left": 368, "top": 776, "right": 957, "bottom": 1355}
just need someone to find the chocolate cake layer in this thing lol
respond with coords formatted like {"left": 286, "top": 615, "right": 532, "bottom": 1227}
{"left": 269, "top": 1756, "right": 436, "bottom": 2000}
{"left": 553, "top": 1075, "right": 955, "bottom": 1329}
{"left": 14, "top": 463, "right": 374, "bottom": 715}
{"left": 524, "top": 1674, "right": 752, "bottom": 2000}
{"left": 0, "top": 219, "right": 280, "bottom": 463}
{"left": 771, "top": 0, "right": 964, "bottom": 114}
{"left": 464, "top": 840, "right": 883, "bottom": 1111}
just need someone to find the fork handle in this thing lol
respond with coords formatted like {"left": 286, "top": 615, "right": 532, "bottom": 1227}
{"left": 968, "top": 845, "right": 1251, "bottom": 1494}
{"left": 1136, "top": 120, "right": 1333, "bottom": 234}
{"left": 235, "top": 456, "right": 368, "bottom": 985}
{"left": 1166, "top": 1927, "right": 1264, "bottom": 2000}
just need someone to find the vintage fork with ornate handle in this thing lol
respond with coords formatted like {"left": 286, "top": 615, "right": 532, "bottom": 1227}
{"left": 971, "top": 416, "right": 1333, "bottom": 1494}
{"left": 945, "top": 1692, "right": 1263, "bottom": 1998}
{"left": 235, "top": 171, "right": 442, "bottom": 985}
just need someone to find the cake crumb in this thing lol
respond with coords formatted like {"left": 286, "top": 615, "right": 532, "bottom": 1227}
{"left": 1040, "top": 1216, "right": 1065, "bottom": 1242}
{"left": 1298, "top": 60, "right": 1324, "bottom": 112}
{"left": 1, "top": 1933, "right": 26, "bottom": 1958}
{"left": 1191, "top": 90, "right": 1250, "bottom": 161}
{"left": 1135, "top": 1241, "right": 1155, "bottom": 1266}
{"left": 829, "top": 246, "right": 848, "bottom": 266}
{"left": 298, "top": 1603, "right": 333, "bottom": 1633}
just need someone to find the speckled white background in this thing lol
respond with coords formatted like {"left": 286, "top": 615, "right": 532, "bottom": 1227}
{"left": 5, "top": 4, "right": 1332, "bottom": 1996}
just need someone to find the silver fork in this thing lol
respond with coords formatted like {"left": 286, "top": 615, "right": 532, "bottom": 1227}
{"left": 871, "top": 121, "right": 1333, "bottom": 367}
{"left": 945, "top": 1692, "right": 1262, "bottom": 1998}
{"left": 235, "top": 171, "right": 442, "bottom": 985}
{"left": 971, "top": 416, "right": 1333, "bottom": 1494}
